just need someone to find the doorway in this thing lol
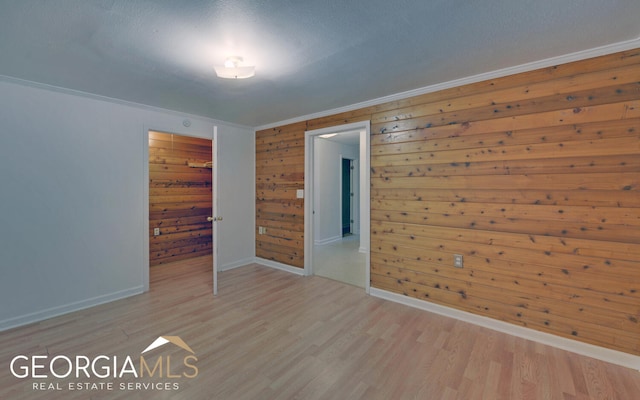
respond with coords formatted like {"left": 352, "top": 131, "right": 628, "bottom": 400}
{"left": 341, "top": 158, "right": 354, "bottom": 237}
{"left": 143, "top": 127, "right": 219, "bottom": 295}
{"left": 304, "top": 121, "right": 371, "bottom": 292}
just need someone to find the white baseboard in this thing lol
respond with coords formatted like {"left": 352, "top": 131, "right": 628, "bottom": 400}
{"left": 314, "top": 235, "right": 343, "bottom": 246}
{"left": 254, "top": 257, "right": 306, "bottom": 276}
{"left": 370, "top": 288, "right": 640, "bottom": 371}
{"left": 219, "top": 257, "right": 256, "bottom": 272}
{"left": 0, "top": 286, "right": 144, "bottom": 332}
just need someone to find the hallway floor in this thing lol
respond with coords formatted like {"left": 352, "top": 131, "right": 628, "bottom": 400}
{"left": 313, "top": 234, "right": 366, "bottom": 288}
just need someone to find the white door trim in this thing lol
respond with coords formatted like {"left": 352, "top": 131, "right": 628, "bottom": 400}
{"left": 142, "top": 125, "right": 218, "bottom": 294}
{"left": 212, "top": 126, "right": 219, "bottom": 295}
{"left": 304, "top": 121, "right": 371, "bottom": 294}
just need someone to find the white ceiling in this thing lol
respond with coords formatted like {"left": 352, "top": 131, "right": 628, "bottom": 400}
{"left": 319, "top": 131, "right": 360, "bottom": 147}
{"left": 1, "top": 1, "right": 639, "bottom": 128}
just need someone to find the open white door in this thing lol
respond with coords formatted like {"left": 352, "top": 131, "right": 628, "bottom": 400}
{"left": 212, "top": 126, "right": 219, "bottom": 295}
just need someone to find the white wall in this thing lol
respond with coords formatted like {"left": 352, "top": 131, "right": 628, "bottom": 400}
{"left": 313, "top": 138, "right": 359, "bottom": 244}
{"left": 0, "top": 79, "right": 255, "bottom": 330}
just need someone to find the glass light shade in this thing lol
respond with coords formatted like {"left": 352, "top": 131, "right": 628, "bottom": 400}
{"left": 215, "top": 57, "right": 255, "bottom": 79}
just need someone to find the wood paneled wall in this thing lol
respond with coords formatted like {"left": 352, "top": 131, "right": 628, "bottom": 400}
{"left": 256, "top": 122, "right": 306, "bottom": 267}
{"left": 255, "top": 49, "right": 640, "bottom": 355}
{"left": 149, "top": 131, "right": 213, "bottom": 266}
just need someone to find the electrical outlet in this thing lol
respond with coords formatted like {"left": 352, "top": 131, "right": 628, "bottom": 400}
{"left": 258, "top": 227, "right": 266, "bottom": 235}
{"left": 453, "top": 254, "right": 463, "bottom": 268}
{"left": 153, "top": 228, "right": 160, "bottom": 236}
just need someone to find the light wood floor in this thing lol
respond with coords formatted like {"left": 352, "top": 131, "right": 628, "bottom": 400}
{"left": 1, "top": 256, "right": 639, "bottom": 399}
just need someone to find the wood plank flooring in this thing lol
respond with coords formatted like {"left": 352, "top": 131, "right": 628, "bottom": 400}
{"left": 1, "top": 256, "right": 639, "bottom": 399}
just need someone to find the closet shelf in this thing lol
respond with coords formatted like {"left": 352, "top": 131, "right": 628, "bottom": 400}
{"left": 188, "top": 161, "right": 213, "bottom": 169}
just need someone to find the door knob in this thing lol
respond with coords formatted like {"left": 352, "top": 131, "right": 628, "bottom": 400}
{"left": 207, "top": 216, "right": 214, "bottom": 222}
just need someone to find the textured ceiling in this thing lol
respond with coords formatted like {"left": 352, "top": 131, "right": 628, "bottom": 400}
{"left": 1, "top": 1, "right": 639, "bottom": 127}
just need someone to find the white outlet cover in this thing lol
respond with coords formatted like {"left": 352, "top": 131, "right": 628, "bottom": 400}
{"left": 454, "top": 254, "right": 463, "bottom": 268}
{"left": 296, "top": 189, "right": 304, "bottom": 198}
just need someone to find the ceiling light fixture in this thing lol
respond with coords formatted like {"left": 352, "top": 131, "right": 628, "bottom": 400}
{"left": 214, "top": 56, "right": 255, "bottom": 79}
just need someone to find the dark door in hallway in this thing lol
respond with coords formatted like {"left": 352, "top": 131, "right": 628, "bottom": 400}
{"left": 342, "top": 158, "right": 353, "bottom": 236}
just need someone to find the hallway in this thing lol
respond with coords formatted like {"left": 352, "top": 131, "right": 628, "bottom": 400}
{"left": 313, "top": 234, "right": 366, "bottom": 288}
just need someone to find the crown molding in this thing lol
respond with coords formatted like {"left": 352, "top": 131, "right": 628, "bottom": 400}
{"left": 0, "top": 74, "right": 252, "bottom": 131}
{"left": 2, "top": 35, "right": 637, "bottom": 133}
{"left": 255, "top": 36, "right": 640, "bottom": 131}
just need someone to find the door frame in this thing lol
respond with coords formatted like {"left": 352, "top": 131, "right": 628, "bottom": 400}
{"left": 340, "top": 156, "right": 356, "bottom": 236}
{"left": 304, "top": 121, "right": 371, "bottom": 293}
{"left": 142, "top": 125, "right": 218, "bottom": 294}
